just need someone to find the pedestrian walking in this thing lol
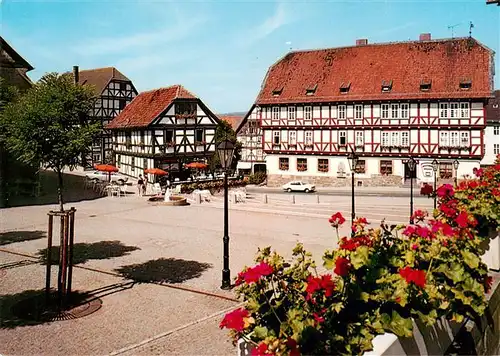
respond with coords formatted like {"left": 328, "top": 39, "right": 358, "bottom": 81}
{"left": 137, "top": 175, "right": 144, "bottom": 196}
{"left": 143, "top": 173, "right": 149, "bottom": 195}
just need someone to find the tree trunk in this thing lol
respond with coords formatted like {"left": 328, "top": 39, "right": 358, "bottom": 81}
{"left": 56, "top": 169, "right": 64, "bottom": 212}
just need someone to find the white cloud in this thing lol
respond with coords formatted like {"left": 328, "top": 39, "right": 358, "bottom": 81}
{"left": 236, "top": 2, "right": 296, "bottom": 48}
{"left": 73, "top": 16, "right": 207, "bottom": 56}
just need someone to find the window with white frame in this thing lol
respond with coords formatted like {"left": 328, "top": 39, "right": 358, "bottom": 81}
{"left": 401, "top": 131, "right": 409, "bottom": 147}
{"left": 355, "top": 105, "right": 362, "bottom": 119}
{"left": 494, "top": 126, "right": 499, "bottom": 135}
{"left": 439, "top": 103, "right": 449, "bottom": 118}
{"left": 289, "top": 131, "right": 297, "bottom": 145}
{"left": 450, "top": 103, "right": 459, "bottom": 118}
{"left": 288, "top": 106, "right": 296, "bottom": 120}
{"left": 339, "top": 131, "right": 347, "bottom": 146}
{"left": 460, "top": 103, "right": 469, "bottom": 118}
{"left": 355, "top": 131, "right": 364, "bottom": 146}
{"left": 305, "top": 131, "right": 313, "bottom": 146}
{"left": 304, "top": 106, "right": 312, "bottom": 121}
{"left": 381, "top": 104, "right": 389, "bottom": 119}
{"left": 391, "top": 104, "right": 399, "bottom": 119}
{"left": 272, "top": 107, "right": 280, "bottom": 120}
{"left": 450, "top": 132, "right": 459, "bottom": 147}
{"left": 400, "top": 104, "right": 409, "bottom": 119}
{"left": 494, "top": 144, "right": 500, "bottom": 155}
{"left": 460, "top": 132, "right": 470, "bottom": 147}
{"left": 391, "top": 132, "right": 399, "bottom": 146}
{"left": 382, "top": 132, "right": 390, "bottom": 147}
{"left": 273, "top": 131, "right": 280, "bottom": 145}
{"left": 338, "top": 105, "right": 346, "bottom": 119}
{"left": 440, "top": 132, "right": 449, "bottom": 146}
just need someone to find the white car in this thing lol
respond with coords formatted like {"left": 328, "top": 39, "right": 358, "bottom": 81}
{"left": 282, "top": 181, "right": 316, "bottom": 193}
{"left": 85, "top": 171, "right": 129, "bottom": 184}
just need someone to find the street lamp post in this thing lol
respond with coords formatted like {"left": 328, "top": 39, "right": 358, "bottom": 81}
{"left": 347, "top": 151, "right": 359, "bottom": 235}
{"left": 453, "top": 159, "right": 460, "bottom": 186}
{"left": 432, "top": 159, "right": 439, "bottom": 210}
{"left": 217, "top": 140, "right": 235, "bottom": 290}
{"left": 407, "top": 157, "right": 417, "bottom": 224}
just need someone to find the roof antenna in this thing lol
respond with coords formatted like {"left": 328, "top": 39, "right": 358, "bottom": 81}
{"left": 447, "top": 23, "right": 460, "bottom": 38}
{"left": 469, "top": 21, "right": 474, "bottom": 38}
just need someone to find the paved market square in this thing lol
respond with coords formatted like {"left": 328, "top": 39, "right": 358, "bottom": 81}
{"left": 0, "top": 181, "right": 435, "bottom": 355}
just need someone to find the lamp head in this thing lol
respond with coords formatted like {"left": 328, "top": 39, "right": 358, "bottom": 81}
{"left": 217, "top": 140, "right": 235, "bottom": 170}
{"left": 431, "top": 159, "right": 439, "bottom": 172}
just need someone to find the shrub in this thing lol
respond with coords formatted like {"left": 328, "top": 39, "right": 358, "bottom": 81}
{"left": 220, "top": 158, "right": 500, "bottom": 355}
{"left": 248, "top": 172, "right": 267, "bottom": 185}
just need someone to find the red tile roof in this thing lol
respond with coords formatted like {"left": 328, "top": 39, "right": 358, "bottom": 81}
{"left": 256, "top": 37, "right": 494, "bottom": 105}
{"left": 0, "top": 36, "right": 34, "bottom": 71}
{"left": 486, "top": 90, "right": 500, "bottom": 123}
{"left": 78, "top": 67, "right": 132, "bottom": 94}
{"left": 219, "top": 115, "right": 244, "bottom": 131}
{"left": 106, "top": 85, "right": 197, "bottom": 129}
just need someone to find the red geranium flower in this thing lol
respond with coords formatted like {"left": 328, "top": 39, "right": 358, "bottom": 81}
{"left": 286, "top": 338, "right": 301, "bottom": 356}
{"left": 399, "top": 267, "right": 426, "bottom": 288}
{"left": 473, "top": 167, "right": 483, "bottom": 177}
{"left": 220, "top": 308, "right": 249, "bottom": 331}
{"left": 339, "top": 235, "right": 372, "bottom": 250}
{"left": 305, "top": 274, "right": 335, "bottom": 299}
{"left": 455, "top": 211, "right": 470, "bottom": 228}
{"left": 242, "top": 262, "right": 274, "bottom": 284}
{"left": 403, "top": 225, "right": 416, "bottom": 236}
{"left": 252, "top": 342, "right": 270, "bottom": 356}
{"left": 430, "top": 220, "right": 455, "bottom": 237}
{"left": 411, "top": 210, "right": 428, "bottom": 222}
{"left": 492, "top": 188, "right": 500, "bottom": 197}
{"left": 313, "top": 312, "right": 325, "bottom": 324}
{"left": 411, "top": 243, "right": 419, "bottom": 250}
{"left": 329, "top": 212, "right": 346, "bottom": 228}
{"left": 436, "top": 184, "right": 454, "bottom": 198}
{"left": 485, "top": 276, "right": 493, "bottom": 293}
{"left": 334, "top": 257, "right": 351, "bottom": 276}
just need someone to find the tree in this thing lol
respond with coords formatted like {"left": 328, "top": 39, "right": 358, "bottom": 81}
{"left": 208, "top": 120, "right": 242, "bottom": 172}
{"left": 1, "top": 73, "right": 100, "bottom": 211}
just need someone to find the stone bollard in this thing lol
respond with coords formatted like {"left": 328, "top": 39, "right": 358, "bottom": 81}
{"left": 233, "top": 193, "right": 237, "bottom": 204}
{"left": 195, "top": 193, "right": 201, "bottom": 204}
{"left": 263, "top": 194, "right": 268, "bottom": 204}
{"left": 317, "top": 195, "right": 320, "bottom": 204}
{"left": 292, "top": 195, "right": 295, "bottom": 204}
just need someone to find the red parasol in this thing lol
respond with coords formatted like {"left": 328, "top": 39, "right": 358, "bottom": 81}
{"left": 94, "top": 164, "right": 119, "bottom": 182}
{"left": 144, "top": 168, "right": 168, "bottom": 176}
{"left": 185, "top": 162, "right": 208, "bottom": 169}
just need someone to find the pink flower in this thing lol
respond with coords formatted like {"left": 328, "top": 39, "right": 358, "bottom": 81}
{"left": 436, "top": 184, "right": 454, "bottom": 198}
{"left": 411, "top": 210, "right": 428, "bottom": 222}
{"left": 411, "top": 243, "right": 419, "bottom": 250}
{"left": 403, "top": 225, "right": 416, "bottom": 236}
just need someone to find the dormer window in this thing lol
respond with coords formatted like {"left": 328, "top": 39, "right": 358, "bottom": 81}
{"left": 459, "top": 79, "right": 472, "bottom": 90}
{"left": 272, "top": 87, "right": 283, "bottom": 96}
{"left": 305, "top": 84, "right": 317, "bottom": 96}
{"left": 339, "top": 82, "right": 351, "bottom": 94}
{"left": 381, "top": 80, "right": 393, "bottom": 92}
{"left": 420, "top": 79, "right": 432, "bottom": 92}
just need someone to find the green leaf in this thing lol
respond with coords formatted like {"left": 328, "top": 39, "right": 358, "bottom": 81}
{"left": 351, "top": 246, "right": 370, "bottom": 269}
{"left": 461, "top": 250, "right": 480, "bottom": 269}
{"left": 323, "top": 254, "right": 335, "bottom": 270}
{"left": 253, "top": 326, "right": 268, "bottom": 339}
{"left": 443, "top": 263, "right": 465, "bottom": 283}
{"left": 381, "top": 311, "right": 413, "bottom": 338}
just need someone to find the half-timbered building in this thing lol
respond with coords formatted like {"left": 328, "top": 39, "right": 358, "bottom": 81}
{"left": 0, "top": 36, "right": 33, "bottom": 90}
{"left": 242, "top": 34, "right": 494, "bottom": 187}
{"left": 481, "top": 90, "right": 500, "bottom": 166}
{"left": 106, "top": 85, "right": 220, "bottom": 180}
{"left": 74, "top": 66, "right": 138, "bottom": 168}
{"left": 235, "top": 115, "right": 266, "bottom": 175}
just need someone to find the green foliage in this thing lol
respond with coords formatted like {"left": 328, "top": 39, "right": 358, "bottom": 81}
{"left": 180, "top": 179, "right": 246, "bottom": 194}
{"left": 208, "top": 120, "right": 242, "bottom": 171}
{"left": 247, "top": 172, "right": 267, "bottom": 185}
{"left": 221, "top": 163, "right": 500, "bottom": 355}
{"left": 1, "top": 73, "right": 100, "bottom": 210}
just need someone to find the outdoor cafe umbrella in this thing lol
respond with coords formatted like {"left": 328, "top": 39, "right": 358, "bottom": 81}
{"left": 144, "top": 168, "right": 168, "bottom": 176}
{"left": 185, "top": 162, "right": 208, "bottom": 169}
{"left": 94, "top": 164, "right": 119, "bottom": 182}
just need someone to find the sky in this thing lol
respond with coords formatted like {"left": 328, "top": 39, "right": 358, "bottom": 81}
{"left": 2, "top": 0, "right": 500, "bottom": 114}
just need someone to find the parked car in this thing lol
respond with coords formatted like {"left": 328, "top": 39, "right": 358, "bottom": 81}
{"left": 282, "top": 181, "right": 316, "bottom": 193}
{"left": 85, "top": 171, "right": 128, "bottom": 184}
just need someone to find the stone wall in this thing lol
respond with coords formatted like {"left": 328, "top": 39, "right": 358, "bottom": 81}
{"left": 267, "top": 174, "right": 403, "bottom": 187}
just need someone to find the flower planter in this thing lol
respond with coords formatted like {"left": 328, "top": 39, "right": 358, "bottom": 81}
{"left": 481, "top": 228, "right": 500, "bottom": 271}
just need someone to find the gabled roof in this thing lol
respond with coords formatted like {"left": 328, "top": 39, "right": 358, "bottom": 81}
{"left": 219, "top": 115, "right": 244, "bottom": 131}
{"left": 106, "top": 85, "right": 197, "bottom": 129}
{"left": 0, "top": 36, "right": 34, "bottom": 71}
{"left": 78, "top": 67, "right": 132, "bottom": 94}
{"left": 256, "top": 37, "right": 494, "bottom": 104}
{"left": 486, "top": 90, "right": 500, "bottom": 123}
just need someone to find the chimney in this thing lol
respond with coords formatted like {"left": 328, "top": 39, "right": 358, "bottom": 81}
{"left": 419, "top": 33, "right": 431, "bottom": 41}
{"left": 356, "top": 39, "right": 368, "bottom": 46}
{"left": 73, "top": 66, "right": 79, "bottom": 84}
